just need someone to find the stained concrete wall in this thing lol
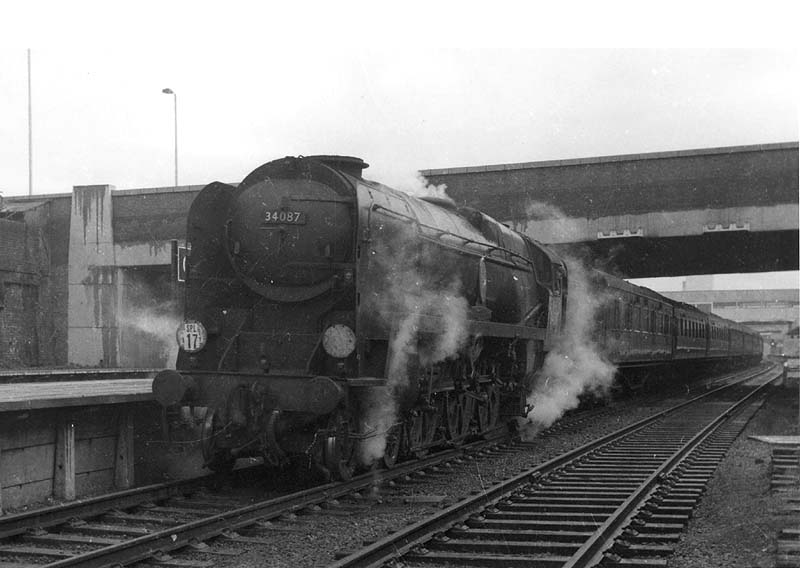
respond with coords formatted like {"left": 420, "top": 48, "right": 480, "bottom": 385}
{"left": 422, "top": 142, "right": 799, "bottom": 221}
{"left": 0, "top": 405, "right": 138, "bottom": 511}
{"left": 3, "top": 186, "right": 191, "bottom": 369}
{"left": 64, "top": 185, "right": 188, "bottom": 368}
{"left": 0, "top": 203, "right": 58, "bottom": 367}
{"left": 67, "top": 185, "right": 118, "bottom": 367}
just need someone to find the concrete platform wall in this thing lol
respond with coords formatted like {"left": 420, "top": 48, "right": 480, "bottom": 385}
{"left": 0, "top": 405, "right": 137, "bottom": 512}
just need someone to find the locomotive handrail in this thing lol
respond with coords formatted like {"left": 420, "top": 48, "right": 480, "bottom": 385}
{"left": 419, "top": 230, "right": 534, "bottom": 271}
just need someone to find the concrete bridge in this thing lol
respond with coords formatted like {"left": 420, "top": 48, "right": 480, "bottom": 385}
{"left": 2, "top": 142, "right": 797, "bottom": 369}
{"left": 422, "top": 142, "right": 798, "bottom": 278}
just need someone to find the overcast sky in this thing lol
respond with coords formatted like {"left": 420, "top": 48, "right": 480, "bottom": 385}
{"left": 1, "top": 5, "right": 798, "bottom": 291}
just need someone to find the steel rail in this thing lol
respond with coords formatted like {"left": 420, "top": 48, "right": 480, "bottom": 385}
{"left": 563, "top": 372, "right": 775, "bottom": 567}
{"left": 18, "top": 435, "right": 506, "bottom": 567}
{"left": 0, "top": 475, "right": 215, "bottom": 540}
{"left": 328, "top": 364, "right": 777, "bottom": 568}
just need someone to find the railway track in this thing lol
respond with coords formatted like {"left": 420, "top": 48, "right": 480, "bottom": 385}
{"left": 0, "top": 401, "right": 634, "bottom": 567}
{"left": 0, "top": 365, "right": 772, "bottom": 567}
{"left": 0, "top": 428, "right": 513, "bottom": 567}
{"left": 330, "top": 364, "right": 779, "bottom": 568}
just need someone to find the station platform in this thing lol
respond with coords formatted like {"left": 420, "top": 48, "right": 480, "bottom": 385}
{"left": 0, "top": 371, "right": 160, "bottom": 512}
{"left": 0, "top": 367, "right": 157, "bottom": 384}
{"left": 0, "top": 377, "right": 155, "bottom": 412}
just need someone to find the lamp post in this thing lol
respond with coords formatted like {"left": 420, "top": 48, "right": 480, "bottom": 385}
{"left": 162, "top": 88, "right": 178, "bottom": 187}
{"left": 28, "top": 49, "right": 33, "bottom": 195}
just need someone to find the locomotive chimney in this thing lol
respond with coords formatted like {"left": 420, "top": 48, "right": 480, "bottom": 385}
{"left": 309, "top": 155, "right": 369, "bottom": 178}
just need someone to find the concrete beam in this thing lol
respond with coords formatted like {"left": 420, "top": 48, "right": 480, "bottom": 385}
{"left": 67, "top": 185, "right": 119, "bottom": 367}
{"left": 114, "top": 408, "right": 134, "bottom": 489}
{"left": 511, "top": 204, "right": 797, "bottom": 244}
{"left": 554, "top": 229, "right": 799, "bottom": 278}
{"left": 115, "top": 241, "right": 176, "bottom": 267}
{"left": 53, "top": 420, "right": 75, "bottom": 501}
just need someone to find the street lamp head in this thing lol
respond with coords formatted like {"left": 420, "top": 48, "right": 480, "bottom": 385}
{"left": 162, "top": 88, "right": 174, "bottom": 94}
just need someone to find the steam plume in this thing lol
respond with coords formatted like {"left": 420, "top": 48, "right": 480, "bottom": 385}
{"left": 520, "top": 257, "right": 616, "bottom": 438}
{"left": 380, "top": 171, "right": 454, "bottom": 205}
{"left": 358, "top": 209, "right": 469, "bottom": 465}
{"left": 122, "top": 306, "right": 181, "bottom": 368}
{"left": 117, "top": 272, "right": 181, "bottom": 368}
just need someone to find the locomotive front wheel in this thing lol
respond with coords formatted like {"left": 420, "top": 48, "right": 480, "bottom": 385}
{"left": 323, "top": 409, "right": 356, "bottom": 481}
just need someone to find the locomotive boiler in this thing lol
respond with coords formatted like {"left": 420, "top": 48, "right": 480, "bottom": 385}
{"left": 153, "top": 154, "right": 762, "bottom": 479}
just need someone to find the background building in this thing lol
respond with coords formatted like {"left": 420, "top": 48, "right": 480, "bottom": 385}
{"left": 662, "top": 280, "right": 799, "bottom": 357}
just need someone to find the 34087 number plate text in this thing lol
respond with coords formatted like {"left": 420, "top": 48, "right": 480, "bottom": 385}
{"left": 263, "top": 211, "right": 306, "bottom": 224}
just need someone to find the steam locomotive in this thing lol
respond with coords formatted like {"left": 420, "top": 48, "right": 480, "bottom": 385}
{"left": 153, "top": 155, "right": 762, "bottom": 479}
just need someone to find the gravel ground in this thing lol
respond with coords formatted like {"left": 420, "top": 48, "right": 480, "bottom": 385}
{"left": 194, "top": 397, "right": 681, "bottom": 568}
{"left": 195, "top": 372, "right": 798, "bottom": 568}
{"left": 669, "top": 376, "right": 799, "bottom": 568}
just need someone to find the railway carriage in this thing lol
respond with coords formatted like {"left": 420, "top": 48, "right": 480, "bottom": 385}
{"left": 153, "top": 154, "right": 762, "bottom": 478}
{"left": 674, "top": 304, "right": 710, "bottom": 360}
{"left": 707, "top": 313, "right": 732, "bottom": 359}
{"left": 595, "top": 274, "right": 674, "bottom": 367}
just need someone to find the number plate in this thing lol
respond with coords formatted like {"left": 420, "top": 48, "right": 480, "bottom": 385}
{"left": 263, "top": 210, "right": 307, "bottom": 225}
{"left": 176, "top": 320, "right": 207, "bottom": 353}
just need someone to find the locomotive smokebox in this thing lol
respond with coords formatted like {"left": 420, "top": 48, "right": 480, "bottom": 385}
{"left": 223, "top": 154, "right": 362, "bottom": 302}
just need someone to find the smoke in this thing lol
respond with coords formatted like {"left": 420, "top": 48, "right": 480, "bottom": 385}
{"left": 357, "top": 217, "right": 470, "bottom": 465}
{"left": 514, "top": 199, "right": 583, "bottom": 244}
{"left": 521, "top": 199, "right": 626, "bottom": 276}
{"left": 121, "top": 305, "right": 182, "bottom": 368}
{"left": 526, "top": 199, "right": 568, "bottom": 221}
{"left": 520, "top": 257, "right": 617, "bottom": 439}
{"left": 380, "top": 171, "right": 455, "bottom": 206}
{"left": 117, "top": 270, "right": 182, "bottom": 368}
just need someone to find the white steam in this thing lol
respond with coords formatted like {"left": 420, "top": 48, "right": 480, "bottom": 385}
{"left": 121, "top": 306, "right": 181, "bottom": 368}
{"left": 526, "top": 199, "right": 568, "bottom": 221}
{"left": 116, "top": 271, "right": 182, "bottom": 368}
{"left": 358, "top": 217, "right": 469, "bottom": 465}
{"left": 520, "top": 258, "right": 616, "bottom": 438}
{"left": 381, "top": 171, "right": 454, "bottom": 205}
